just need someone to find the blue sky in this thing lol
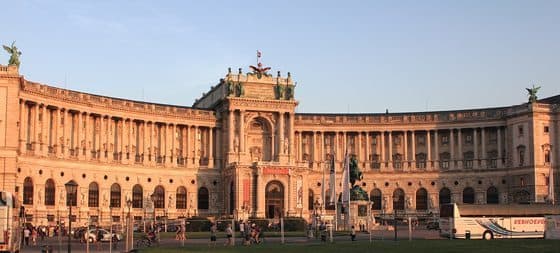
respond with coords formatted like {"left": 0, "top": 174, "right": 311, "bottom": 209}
{"left": 1, "top": 0, "right": 559, "bottom": 113}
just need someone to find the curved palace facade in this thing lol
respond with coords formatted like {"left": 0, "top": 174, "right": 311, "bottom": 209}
{"left": 0, "top": 64, "right": 558, "bottom": 226}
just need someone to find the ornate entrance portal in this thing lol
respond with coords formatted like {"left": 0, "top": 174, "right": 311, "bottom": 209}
{"left": 265, "top": 181, "right": 284, "bottom": 218}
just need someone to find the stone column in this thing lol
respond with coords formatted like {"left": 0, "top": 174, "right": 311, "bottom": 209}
{"left": 473, "top": 128, "right": 479, "bottom": 163}
{"left": 194, "top": 126, "right": 200, "bottom": 166}
{"left": 380, "top": 132, "right": 385, "bottom": 169}
{"left": 388, "top": 131, "right": 393, "bottom": 169}
{"left": 497, "top": 127, "right": 502, "bottom": 168}
{"left": 411, "top": 131, "right": 416, "bottom": 169}
{"left": 19, "top": 100, "right": 27, "bottom": 154}
{"left": 449, "top": 129, "right": 455, "bottom": 169}
{"left": 54, "top": 108, "right": 61, "bottom": 156}
{"left": 32, "top": 104, "right": 40, "bottom": 152}
{"left": 239, "top": 110, "right": 245, "bottom": 153}
{"left": 99, "top": 116, "right": 106, "bottom": 161}
{"left": 85, "top": 113, "right": 92, "bottom": 160}
{"left": 365, "top": 132, "right": 370, "bottom": 167}
{"left": 228, "top": 110, "right": 234, "bottom": 153}
{"left": 257, "top": 169, "right": 265, "bottom": 217}
{"left": 278, "top": 112, "right": 284, "bottom": 155}
{"left": 481, "top": 127, "right": 486, "bottom": 168}
{"left": 63, "top": 109, "right": 70, "bottom": 159}
{"left": 457, "top": 129, "right": 462, "bottom": 169}
{"left": 313, "top": 132, "right": 319, "bottom": 167}
{"left": 403, "top": 131, "right": 408, "bottom": 168}
{"left": 334, "top": 132, "right": 339, "bottom": 162}
{"left": 41, "top": 105, "right": 48, "bottom": 156}
{"left": 299, "top": 132, "right": 303, "bottom": 161}
{"left": 321, "top": 131, "right": 325, "bottom": 163}
{"left": 208, "top": 127, "right": 214, "bottom": 167}
{"left": 426, "top": 130, "right": 431, "bottom": 169}
{"left": 289, "top": 114, "right": 295, "bottom": 159}
{"left": 434, "top": 130, "right": 439, "bottom": 168}
{"left": 357, "top": 132, "right": 362, "bottom": 162}
{"left": 129, "top": 119, "right": 134, "bottom": 163}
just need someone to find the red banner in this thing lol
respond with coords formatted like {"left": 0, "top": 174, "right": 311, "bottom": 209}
{"left": 263, "top": 167, "right": 289, "bottom": 175}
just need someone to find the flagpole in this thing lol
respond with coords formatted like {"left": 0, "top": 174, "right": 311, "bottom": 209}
{"left": 322, "top": 162, "right": 326, "bottom": 215}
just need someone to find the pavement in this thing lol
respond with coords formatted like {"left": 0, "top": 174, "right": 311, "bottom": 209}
{"left": 20, "top": 227, "right": 441, "bottom": 253}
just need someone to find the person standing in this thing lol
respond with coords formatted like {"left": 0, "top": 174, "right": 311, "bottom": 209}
{"left": 23, "top": 227, "right": 30, "bottom": 246}
{"left": 239, "top": 220, "right": 245, "bottom": 240}
{"left": 225, "top": 224, "right": 233, "bottom": 246}
{"left": 350, "top": 225, "right": 356, "bottom": 241}
{"left": 31, "top": 228, "right": 37, "bottom": 246}
{"left": 209, "top": 223, "right": 217, "bottom": 247}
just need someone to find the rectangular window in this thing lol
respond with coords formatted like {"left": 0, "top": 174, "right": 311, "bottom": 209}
{"left": 47, "top": 215, "right": 55, "bottom": 222}
{"left": 441, "top": 135, "right": 449, "bottom": 145}
{"left": 544, "top": 126, "right": 549, "bottom": 133}
{"left": 518, "top": 126, "right": 524, "bottom": 136}
{"left": 465, "top": 134, "right": 472, "bottom": 144}
{"left": 490, "top": 159, "right": 497, "bottom": 168}
{"left": 417, "top": 135, "right": 425, "bottom": 146}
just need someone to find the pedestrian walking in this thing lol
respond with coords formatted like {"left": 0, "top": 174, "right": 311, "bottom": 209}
{"left": 209, "top": 223, "right": 217, "bottom": 247}
{"left": 225, "top": 223, "right": 233, "bottom": 246}
{"left": 31, "top": 228, "right": 37, "bottom": 245}
{"left": 23, "top": 227, "right": 30, "bottom": 246}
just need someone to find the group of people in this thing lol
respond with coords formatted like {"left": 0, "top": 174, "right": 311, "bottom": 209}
{"left": 22, "top": 226, "right": 40, "bottom": 246}
{"left": 209, "top": 221, "right": 262, "bottom": 247}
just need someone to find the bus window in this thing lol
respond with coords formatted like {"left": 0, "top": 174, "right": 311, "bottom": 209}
{"left": 440, "top": 204, "right": 454, "bottom": 218}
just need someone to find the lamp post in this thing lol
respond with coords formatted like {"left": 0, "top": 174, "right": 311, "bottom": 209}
{"left": 64, "top": 180, "right": 78, "bottom": 253}
{"left": 393, "top": 195, "right": 399, "bottom": 241}
{"left": 150, "top": 193, "right": 156, "bottom": 229}
{"left": 125, "top": 199, "right": 132, "bottom": 252}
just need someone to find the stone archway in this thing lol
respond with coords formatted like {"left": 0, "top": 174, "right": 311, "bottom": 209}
{"left": 265, "top": 181, "right": 284, "bottom": 218}
{"left": 247, "top": 117, "right": 272, "bottom": 162}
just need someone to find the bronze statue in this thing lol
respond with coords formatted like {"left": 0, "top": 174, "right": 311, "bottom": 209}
{"left": 349, "top": 155, "right": 369, "bottom": 201}
{"left": 275, "top": 83, "right": 284, "bottom": 99}
{"left": 2, "top": 41, "right": 22, "bottom": 67}
{"left": 526, "top": 85, "right": 541, "bottom": 103}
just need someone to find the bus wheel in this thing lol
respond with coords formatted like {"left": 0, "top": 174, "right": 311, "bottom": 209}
{"left": 483, "top": 231, "right": 493, "bottom": 240}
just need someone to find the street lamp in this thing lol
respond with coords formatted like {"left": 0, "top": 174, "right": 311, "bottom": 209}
{"left": 393, "top": 195, "right": 399, "bottom": 241}
{"left": 64, "top": 180, "right": 78, "bottom": 253}
{"left": 125, "top": 198, "right": 132, "bottom": 252}
{"left": 150, "top": 193, "right": 156, "bottom": 231}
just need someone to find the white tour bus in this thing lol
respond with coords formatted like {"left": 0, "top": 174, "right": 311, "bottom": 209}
{"left": 440, "top": 203, "right": 560, "bottom": 240}
{"left": 0, "top": 191, "right": 22, "bottom": 253}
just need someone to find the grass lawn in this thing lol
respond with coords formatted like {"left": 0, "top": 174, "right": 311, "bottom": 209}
{"left": 139, "top": 231, "right": 349, "bottom": 239}
{"left": 140, "top": 240, "right": 560, "bottom": 253}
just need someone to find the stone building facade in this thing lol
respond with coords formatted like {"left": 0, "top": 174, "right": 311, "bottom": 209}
{"left": 0, "top": 64, "right": 558, "bottom": 226}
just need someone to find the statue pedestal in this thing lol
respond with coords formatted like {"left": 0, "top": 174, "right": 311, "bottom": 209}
{"left": 336, "top": 200, "right": 373, "bottom": 231}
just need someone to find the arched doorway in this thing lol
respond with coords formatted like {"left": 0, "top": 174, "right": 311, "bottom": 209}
{"left": 462, "top": 187, "right": 475, "bottom": 204}
{"left": 265, "top": 181, "right": 284, "bottom": 218}
{"left": 393, "top": 188, "right": 405, "bottom": 211}
{"left": 247, "top": 117, "right": 272, "bottom": 161}
{"left": 513, "top": 190, "right": 530, "bottom": 203}
{"left": 439, "top": 187, "right": 451, "bottom": 206}
{"left": 416, "top": 188, "right": 428, "bottom": 211}
{"left": 370, "top": 189, "right": 382, "bottom": 210}
{"left": 486, "top": 186, "right": 499, "bottom": 204}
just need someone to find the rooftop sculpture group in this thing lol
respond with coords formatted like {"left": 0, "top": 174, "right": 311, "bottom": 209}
{"left": 2, "top": 41, "right": 22, "bottom": 67}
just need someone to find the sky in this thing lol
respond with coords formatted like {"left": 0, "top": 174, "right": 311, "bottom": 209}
{"left": 1, "top": 0, "right": 559, "bottom": 113}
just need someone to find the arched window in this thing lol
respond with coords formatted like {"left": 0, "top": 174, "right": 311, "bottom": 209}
{"left": 110, "top": 183, "right": 121, "bottom": 208}
{"left": 45, "top": 179, "right": 55, "bottom": 206}
{"left": 416, "top": 188, "right": 428, "bottom": 210}
{"left": 153, "top": 186, "right": 165, "bottom": 209}
{"left": 308, "top": 189, "right": 314, "bottom": 211}
{"left": 370, "top": 189, "right": 382, "bottom": 210}
{"left": 88, "top": 182, "right": 99, "bottom": 207}
{"left": 23, "top": 177, "right": 34, "bottom": 205}
{"left": 325, "top": 189, "right": 335, "bottom": 210}
{"left": 66, "top": 180, "right": 78, "bottom": 206}
{"left": 393, "top": 188, "right": 405, "bottom": 211}
{"left": 176, "top": 187, "right": 187, "bottom": 209}
{"left": 439, "top": 187, "right": 451, "bottom": 206}
{"left": 132, "top": 184, "right": 143, "bottom": 208}
{"left": 462, "top": 187, "right": 475, "bottom": 204}
{"left": 198, "top": 187, "right": 209, "bottom": 210}
{"left": 486, "top": 186, "right": 499, "bottom": 204}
